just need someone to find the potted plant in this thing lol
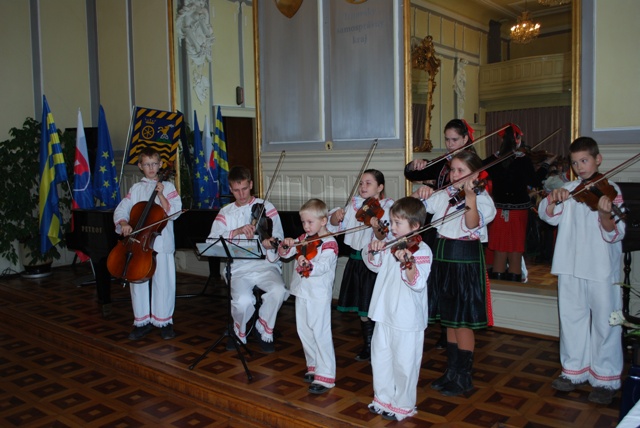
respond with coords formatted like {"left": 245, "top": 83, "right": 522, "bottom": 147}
{"left": 0, "top": 117, "right": 72, "bottom": 277}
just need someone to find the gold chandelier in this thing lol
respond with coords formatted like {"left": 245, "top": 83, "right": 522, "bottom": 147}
{"left": 510, "top": 10, "right": 541, "bottom": 44}
{"left": 538, "top": 0, "right": 571, "bottom": 6}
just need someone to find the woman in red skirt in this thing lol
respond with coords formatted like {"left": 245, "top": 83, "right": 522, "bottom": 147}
{"left": 485, "top": 124, "right": 555, "bottom": 282}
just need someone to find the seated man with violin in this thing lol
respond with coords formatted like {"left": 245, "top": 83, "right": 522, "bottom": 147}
{"left": 539, "top": 137, "right": 626, "bottom": 405}
{"left": 113, "top": 147, "right": 183, "bottom": 341}
{"left": 207, "top": 166, "right": 288, "bottom": 353}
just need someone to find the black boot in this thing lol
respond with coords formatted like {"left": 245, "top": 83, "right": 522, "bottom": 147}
{"left": 435, "top": 326, "right": 447, "bottom": 349}
{"left": 505, "top": 272, "right": 522, "bottom": 282}
{"left": 430, "top": 342, "right": 458, "bottom": 391}
{"left": 489, "top": 271, "right": 506, "bottom": 280}
{"left": 441, "top": 349, "right": 474, "bottom": 396}
{"left": 355, "top": 319, "right": 375, "bottom": 361}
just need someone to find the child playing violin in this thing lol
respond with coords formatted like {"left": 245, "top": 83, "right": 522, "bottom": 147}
{"left": 539, "top": 137, "right": 626, "bottom": 405}
{"left": 362, "top": 197, "right": 432, "bottom": 422}
{"left": 113, "top": 147, "right": 182, "bottom": 341}
{"left": 413, "top": 150, "right": 496, "bottom": 397}
{"left": 277, "top": 199, "right": 339, "bottom": 394}
{"left": 328, "top": 169, "right": 393, "bottom": 361}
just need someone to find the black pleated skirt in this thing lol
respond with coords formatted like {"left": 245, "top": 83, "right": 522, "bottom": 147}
{"left": 336, "top": 250, "right": 378, "bottom": 317}
{"left": 427, "top": 238, "right": 488, "bottom": 329}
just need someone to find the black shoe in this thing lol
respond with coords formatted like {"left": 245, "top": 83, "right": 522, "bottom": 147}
{"left": 308, "top": 383, "right": 330, "bottom": 394}
{"left": 303, "top": 373, "right": 314, "bottom": 383}
{"left": 381, "top": 411, "right": 397, "bottom": 421}
{"left": 128, "top": 324, "right": 153, "bottom": 340}
{"left": 489, "top": 271, "right": 505, "bottom": 280}
{"left": 160, "top": 324, "right": 175, "bottom": 340}
{"left": 505, "top": 272, "right": 522, "bottom": 282}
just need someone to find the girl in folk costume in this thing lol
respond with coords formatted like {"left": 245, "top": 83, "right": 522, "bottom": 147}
{"left": 328, "top": 169, "right": 393, "bottom": 361}
{"left": 485, "top": 123, "right": 556, "bottom": 282}
{"left": 413, "top": 151, "right": 497, "bottom": 397}
{"left": 277, "top": 199, "right": 339, "bottom": 395}
{"left": 405, "top": 118, "right": 476, "bottom": 348}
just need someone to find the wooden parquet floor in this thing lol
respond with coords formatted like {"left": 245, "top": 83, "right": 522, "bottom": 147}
{"left": 0, "top": 264, "right": 627, "bottom": 427}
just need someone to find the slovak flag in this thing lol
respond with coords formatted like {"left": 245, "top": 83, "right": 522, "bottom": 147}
{"left": 73, "top": 109, "right": 93, "bottom": 210}
{"left": 72, "top": 109, "right": 93, "bottom": 262}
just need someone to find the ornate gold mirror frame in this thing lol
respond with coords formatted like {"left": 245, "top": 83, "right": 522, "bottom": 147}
{"left": 411, "top": 35, "right": 440, "bottom": 153}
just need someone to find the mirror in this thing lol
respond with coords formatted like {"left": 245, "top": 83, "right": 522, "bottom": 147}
{"left": 408, "top": 1, "right": 574, "bottom": 284}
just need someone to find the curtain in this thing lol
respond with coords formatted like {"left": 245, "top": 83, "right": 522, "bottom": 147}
{"left": 412, "top": 103, "right": 427, "bottom": 150}
{"left": 486, "top": 106, "right": 571, "bottom": 158}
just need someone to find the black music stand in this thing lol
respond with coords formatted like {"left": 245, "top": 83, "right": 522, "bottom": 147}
{"left": 188, "top": 237, "right": 264, "bottom": 381}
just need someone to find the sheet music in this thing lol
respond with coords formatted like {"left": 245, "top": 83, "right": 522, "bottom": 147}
{"left": 196, "top": 238, "right": 264, "bottom": 260}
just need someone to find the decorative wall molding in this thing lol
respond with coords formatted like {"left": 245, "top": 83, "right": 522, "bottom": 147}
{"left": 479, "top": 53, "right": 571, "bottom": 104}
{"left": 259, "top": 148, "right": 407, "bottom": 211}
{"left": 491, "top": 283, "right": 559, "bottom": 338}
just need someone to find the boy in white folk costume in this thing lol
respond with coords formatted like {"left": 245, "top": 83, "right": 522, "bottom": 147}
{"left": 114, "top": 148, "right": 182, "bottom": 340}
{"left": 278, "top": 199, "right": 339, "bottom": 394}
{"left": 539, "top": 137, "right": 626, "bottom": 405}
{"left": 207, "top": 166, "right": 288, "bottom": 353}
{"left": 363, "top": 197, "right": 432, "bottom": 422}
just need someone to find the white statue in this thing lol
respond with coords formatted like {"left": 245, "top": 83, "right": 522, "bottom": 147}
{"left": 176, "top": 0, "right": 215, "bottom": 104}
{"left": 453, "top": 58, "right": 468, "bottom": 119}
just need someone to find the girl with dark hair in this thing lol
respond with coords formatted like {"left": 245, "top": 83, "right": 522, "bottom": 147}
{"left": 405, "top": 118, "right": 476, "bottom": 348}
{"left": 327, "top": 169, "right": 393, "bottom": 361}
{"left": 413, "top": 150, "right": 496, "bottom": 397}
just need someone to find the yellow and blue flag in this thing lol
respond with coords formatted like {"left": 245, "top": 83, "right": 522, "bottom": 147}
{"left": 192, "top": 112, "right": 216, "bottom": 208}
{"left": 38, "top": 95, "right": 68, "bottom": 254}
{"left": 93, "top": 106, "right": 121, "bottom": 208}
{"left": 126, "top": 106, "right": 183, "bottom": 165}
{"left": 212, "top": 106, "right": 230, "bottom": 206}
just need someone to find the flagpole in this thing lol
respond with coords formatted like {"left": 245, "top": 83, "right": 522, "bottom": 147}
{"left": 119, "top": 105, "right": 137, "bottom": 192}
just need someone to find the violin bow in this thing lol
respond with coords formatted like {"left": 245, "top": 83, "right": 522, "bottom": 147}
{"left": 254, "top": 151, "right": 286, "bottom": 220}
{"left": 127, "top": 209, "right": 188, "bottom": 238}
{"left": 555, "top": 152, "right": 640, "bottom": 205}
{"left": 433, "top": 127, "right": 562, "bottom": 197}
{"left": 375, "top": 208, "right": 470, "bottom": 253}
{"left": 409, "top": 124, "right": 510, "bottom": 173}
{"left": 344, "top": 139, "right": 378, "bottom": 210}
{"left": 281, "top": 224, "right": 372, "bottom": 250}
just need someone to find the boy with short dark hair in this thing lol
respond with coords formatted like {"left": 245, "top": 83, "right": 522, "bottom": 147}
{"left": 363, "top": 197, "right": 432, "bottom": 421}
{"left": 539, "top": 137, "right": 626, "bottom": 405}
{"left": 207, "top": 166, "right": 288, "bottom": 353}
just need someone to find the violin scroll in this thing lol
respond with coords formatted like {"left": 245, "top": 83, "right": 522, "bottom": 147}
{"left": 448, "top": 179, "right": 487, "bottom": 206}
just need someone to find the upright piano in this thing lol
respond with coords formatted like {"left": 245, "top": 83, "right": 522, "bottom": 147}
{"left": 66, "top": 209, "right": 119, "bottom": 315}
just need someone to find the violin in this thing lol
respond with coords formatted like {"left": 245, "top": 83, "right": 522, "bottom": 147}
{"left": 251, "top": 203, "right": 277, "bottom": 244}
{"left": 107, "top": 167, "right": 174, "bottom": 283}
{"left": 295, "top": 236, "right": 322, "bottom": 278}
{"left": 391, "top": 235, "right": 422, "bottom": 270}
{"left": 355, "top": 197, "right": 389, "bottom": 235}
{"left": 448, "top": 179, "right": 487, "bottom": 206}
{"left": 564, "top": 173, "right": 626, "bottom": 222}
